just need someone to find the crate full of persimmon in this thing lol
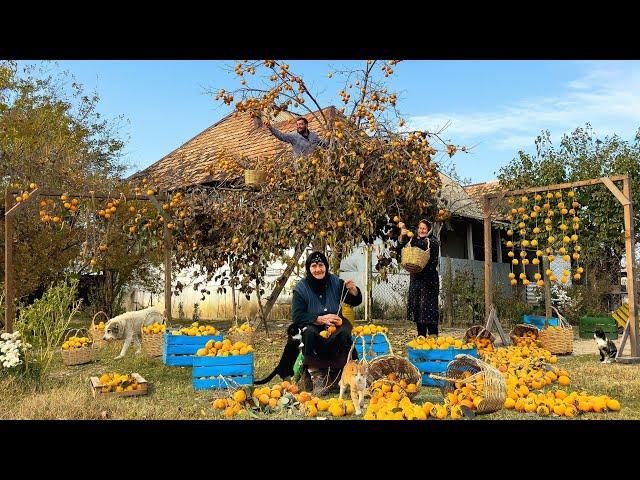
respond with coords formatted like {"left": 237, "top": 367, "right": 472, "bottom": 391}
{"left": 163, "top": 322, "right": 223, "bottom": 367}
{"left": 406, "top": 336, "right": 478, "bottom": 387}
{"left": 352, "top": 324, "right": 390, "bottom": 361}
{"left": 191, "top": 339, "right": 254, "bottom": 390}
{"left": 90, "top": 373, "right": 148, "bottom": 398}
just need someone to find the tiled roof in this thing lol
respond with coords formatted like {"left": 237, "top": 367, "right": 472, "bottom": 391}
{"left": 463, "top": 180, "right": 502, "bottom": 199}
{"left": 440, "top": 173, "right": 484, "bottom": 220}
{"left": 132, "top": 108, "right": 503, "bottom": 223}
{"left": 131, "top": 107, "right": 337, "bottom": 190}
{"left": 463, "top": 180, "right": 511, "bottom": 221}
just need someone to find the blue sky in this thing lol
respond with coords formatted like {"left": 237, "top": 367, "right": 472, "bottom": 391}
{"left": 22, "top": 60, "right": 640, "bottom": 184}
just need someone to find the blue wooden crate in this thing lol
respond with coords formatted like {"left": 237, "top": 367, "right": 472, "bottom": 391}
{"left": 162, "top": 331, "right": 223, "bottom": 367}
{"left": 192, "top": 353, "right": 254, "bottom": 390}
{"left": 523, "top": 315, "right": 558, "bottom": 329}
{"left": 407, "top": 347, "right": 478, "bottom": 387}
{"left": 352, "top": 334, "right": 390, "bottom": 361}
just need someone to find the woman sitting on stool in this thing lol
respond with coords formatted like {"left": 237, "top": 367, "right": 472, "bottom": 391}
{"left": 293, "top": 251, "right": 363, "bottom": 395}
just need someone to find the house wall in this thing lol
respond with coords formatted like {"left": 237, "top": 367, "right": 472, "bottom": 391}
{"left": 123, "top": 225, "right": 511, "bottom": 319}
{"left": 440, "top": 218, "right": 469, "bottom": 259}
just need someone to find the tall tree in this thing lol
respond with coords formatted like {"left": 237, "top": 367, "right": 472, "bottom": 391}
{"left": 0, "top": 61, "right": 160, "bottom": 309}
{"left": 140, "top": 60, "right": 467, "bottom": 322}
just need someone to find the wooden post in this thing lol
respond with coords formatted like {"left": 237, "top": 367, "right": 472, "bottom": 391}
{"left": 621, "top": 177, "right": 638, "bottom": 359}
{"left": 483, "top": 197, "right": 492, "bottom": 320}
{"left": 163, "top": 225, "right": 172, "bottom": 323}
{"left": 4, "top": 190, "right": 15, "bottom": 332}
{"left": 543, "top": 256, "right": 552, "bottom": 323}
{"left": 485, "top": 304, "right": 509, "bottom": 345}
{"left": 147, "top": 194, "right": 173, "bottom": 323}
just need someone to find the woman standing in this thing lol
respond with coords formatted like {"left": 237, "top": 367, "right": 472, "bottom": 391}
{"left": 292, "top": 251, "right": 363, "bottom": 395}
{"left": 396, "top": 219, "right": 441, "bottom": 337}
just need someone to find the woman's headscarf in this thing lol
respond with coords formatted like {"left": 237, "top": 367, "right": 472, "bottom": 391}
{"left": 305, "top": 251, "right": 330, "bottom": 293}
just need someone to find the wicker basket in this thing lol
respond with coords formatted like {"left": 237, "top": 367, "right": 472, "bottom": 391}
{"left": 509, "top": 323, "right": 539, "bottom": 345}
{"left": 367, "top": 378, "right": 411, "bottom": 399}
{"left": 228, "top": 327, "right": 255, "bottom": 346}
{"left": 61, "top": 328, "right": 94, "bottom": 366}
{"left": 366, "top": 333, "right": 422, "bottom": 393}
{"left": 141, "top": 326, "right": 164, "bottom": 358}
{"left": 430, "top": 354, "right": 506, "bottom": 414}
{"left": 538, "top": 307, "right": 573, "bottom": 355}
{"left": 464, "top": 325, "right": 495, "bottom": 344}
{"left": 400, "top": 237, "right": 431, "bottom": 273}
{"left": 244, "top": 169, "right": 266, "bottom": 187}
{"left": 89, "top": 311, "right": 109, "bottom": 348}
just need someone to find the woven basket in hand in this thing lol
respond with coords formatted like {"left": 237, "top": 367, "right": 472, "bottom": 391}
{"left": 400, "top": 237, "right": 431, "bottom": 273}
{"left": 538, "top": 307, "right": 573, "bottom": 355}
{"left": 244, "top": 169, "right": 266, "bottom": 187}
{"left": 61, "top": 328, "right": 94, "bottom": 366}
{"left": 430, "top": 354, "right": 506, "bottom": 414}
{"left": 366, "top": 332, "right": 422, "bottom": 394}
{"left": 464, "top": 325, "right": 495, "bottom": 344}
{"left": 89, "top": 311, "right": 109, "bottom": 347}
{"left": 509, "top": 324, "right": 539, "bottom": 345}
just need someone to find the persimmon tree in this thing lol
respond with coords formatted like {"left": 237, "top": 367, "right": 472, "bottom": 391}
{"left": 160, "top": 60, "right": 469, "bottom": 321}
{"left": 5, "top": 60, "right": 469, "bottom": 327}
{"left": 0, "top": 60, "right": 148, "bottom": 305}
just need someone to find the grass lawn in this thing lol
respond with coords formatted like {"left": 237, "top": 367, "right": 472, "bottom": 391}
{"left": 1, "top": 320, "right": 638, "bottom": 420}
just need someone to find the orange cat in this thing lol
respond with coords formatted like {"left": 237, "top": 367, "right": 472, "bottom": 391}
{"left": 339, "top": 340, "right": 368, "bottom": 415}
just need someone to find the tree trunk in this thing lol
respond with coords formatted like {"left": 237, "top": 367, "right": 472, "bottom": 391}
{"left": 255, "top": 277, "right": 269, "bottom": 336}
{"left": 231, "top": 283, "right": 238, "bottom": 326}
{"left": 261, "top": 247, "right": 304, "bottom": 321}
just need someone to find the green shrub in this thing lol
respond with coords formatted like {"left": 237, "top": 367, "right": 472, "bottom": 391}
{"left": 16, "top": 277, "right": 82, "bottom": 382}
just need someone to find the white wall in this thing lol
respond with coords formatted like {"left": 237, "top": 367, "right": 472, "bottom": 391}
{"left": 124, "top": 239, "right": 511, "bottom": 320}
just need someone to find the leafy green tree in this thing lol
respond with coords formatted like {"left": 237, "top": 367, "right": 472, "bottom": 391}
{"left": 0, "top": 61, "right": 160, "bottom": 311}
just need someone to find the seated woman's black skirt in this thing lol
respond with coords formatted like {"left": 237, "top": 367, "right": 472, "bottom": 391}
{"left": 301, "top": 322, "right": 357, "bottom": 369}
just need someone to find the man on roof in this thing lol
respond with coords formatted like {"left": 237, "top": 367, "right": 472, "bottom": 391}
{"left": 265, "top": 116, "right": 328, "bottom": 157}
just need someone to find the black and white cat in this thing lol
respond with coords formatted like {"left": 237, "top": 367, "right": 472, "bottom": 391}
{"left": 594, "top": 328, "right": 617, "bottom": 363}
{"left": 254, "top": 324, "right": 306, "bottom": 384}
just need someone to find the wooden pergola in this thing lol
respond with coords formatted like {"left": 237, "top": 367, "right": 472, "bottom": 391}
{"left": 3, "top": 187, "right": 173, "bottom": 333}
{"left": 481, "top": 174, "right": 639, "bottom": 363}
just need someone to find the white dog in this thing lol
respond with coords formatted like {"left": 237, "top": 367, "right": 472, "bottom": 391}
{"left": 103, "top": 306, "right": 164, "bottom": 359}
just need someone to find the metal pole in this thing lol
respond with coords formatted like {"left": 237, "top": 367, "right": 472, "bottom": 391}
{"left": 483, "top": 197, "right": 492, "bottom": 319}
